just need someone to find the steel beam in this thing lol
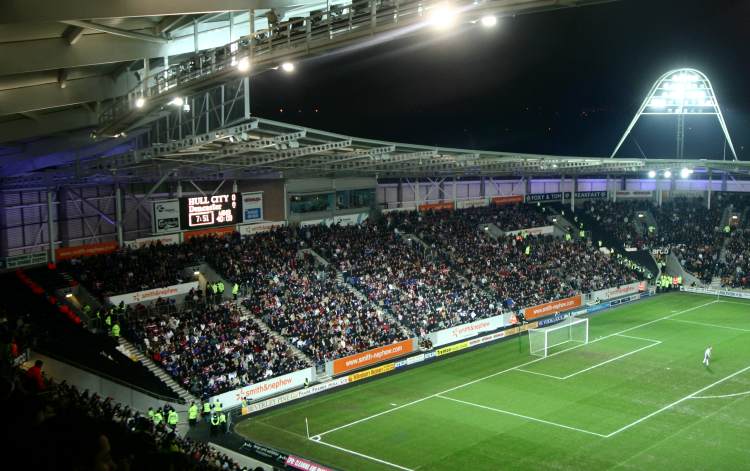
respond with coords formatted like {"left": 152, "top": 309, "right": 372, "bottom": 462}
{"left": 0, "top": 0, "right": 307, "bottom": 24}
{"left": 0, "top": 34, "right": 167, "bottom": 76}
{"left": 0, "top": 75, "right": 131, "bottom": 115}
{"left": 62, "top": 25, "right": 85, "bottom": 45}
{"left": 61, "top": 20, "right": 169, "bottom": 44}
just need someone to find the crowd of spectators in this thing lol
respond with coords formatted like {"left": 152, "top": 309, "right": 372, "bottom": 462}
{"left": 580, "top": 200, "right": 654, "bottom": 250}
{"left": 650, "top": 197, "right": 725, "bottom": 283}
{"left": 311, "top": 219, "right": 502, "bottom": 336}
{"left": 122, "top": 300, "right": 308, "bottom": 398}
{"left": 61, "top": 241, "right": 205, "bottom": 298}
{"left": 721, "top": 227, "right": 750, "bottom": 288}
{"left": 400, "top": 208, "right": 642, "bottom": 307}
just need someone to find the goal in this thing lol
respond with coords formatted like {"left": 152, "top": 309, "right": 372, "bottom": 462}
{"left": 528, "top": 317, "right": 589, "bottom": 358}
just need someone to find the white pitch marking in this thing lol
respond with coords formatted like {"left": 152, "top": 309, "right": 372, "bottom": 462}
{"left": 313, "top": 436, "right": 415, "bottom": 471}
{"left": 314, "top": 300, "right": 717, "bottom": 440}
{"left": 435, "top": 395, "right": 608, "bottom": 438}
{"left": 605, "top": 364, "right": 750, "bottom": 437}
{"left": 689, "top": 390, "right": 750, "bottom": 400}
{"left": 559, "top": 341, "right": 661, "bottom": 380}
{"left": 667, "top": 318, "right": 750, "bottom": 332}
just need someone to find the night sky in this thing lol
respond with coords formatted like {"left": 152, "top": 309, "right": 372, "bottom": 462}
{"left": 250, "top": 0, "right": 750, "bottom": 160}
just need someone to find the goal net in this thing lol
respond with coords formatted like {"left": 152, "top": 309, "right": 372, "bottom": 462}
{"left": 528, "top": 317, "right": 589, "bottom": 358}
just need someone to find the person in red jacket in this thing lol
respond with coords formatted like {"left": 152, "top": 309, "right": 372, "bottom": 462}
{"left": 26, "top": 359, "right": 46, "bottom": 391}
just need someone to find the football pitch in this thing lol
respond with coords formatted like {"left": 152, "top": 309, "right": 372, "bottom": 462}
{"left": 235, "top": 293, "right": 750, "bottom": 470}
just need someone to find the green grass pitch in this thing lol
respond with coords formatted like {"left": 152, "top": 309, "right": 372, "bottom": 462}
{"left": 235, "top": 293, "right": 750, "bottom": 470}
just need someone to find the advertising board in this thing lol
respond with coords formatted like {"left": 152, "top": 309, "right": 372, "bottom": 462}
{"left": 331, "top": 339, "right": 414, "bottom": 375}
{"left": 152, "top": 200, "right": 181, "bottom": 234}
{"left": 241, "top": 191, "right": 264, "bottom": 223}
{"left": 210, "top": 367, "right": 315, "bottom": 409}
{"left": 56, "top": 241, "right": 118, "bottom": 260}
{"left": 427, "top": 314, "right": 505, "bottom": 348}
{"left": 124, "top": 233, "right": 180, "bottom": 249}
{"left": 107, "top": 281, "right": 199, "bottom": 306}
{"left": 523, "top": 295, "right": 582, "bottom": 320}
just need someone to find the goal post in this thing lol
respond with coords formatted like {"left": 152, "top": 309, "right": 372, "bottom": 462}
{"left": 528, "top": 317, "right": 589, "bottom": 358}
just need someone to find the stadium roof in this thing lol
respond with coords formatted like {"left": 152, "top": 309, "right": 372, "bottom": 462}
{"left": 0, "top": 0, "right": 620, "bottom": 143}
{"left": 3, "top": 115, "right": 749, "bottom": 190}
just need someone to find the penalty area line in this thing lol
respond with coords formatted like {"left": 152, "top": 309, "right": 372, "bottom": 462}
{"left": 311, "top": 436, "right": 415, "bottom": 471}
{"left": 435, "top": 395, "right": 608, "bottom": 437}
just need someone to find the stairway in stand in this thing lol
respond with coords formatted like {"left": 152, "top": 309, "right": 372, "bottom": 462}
{"left": 117, "top": 337, "right": 199, "bottom": 405}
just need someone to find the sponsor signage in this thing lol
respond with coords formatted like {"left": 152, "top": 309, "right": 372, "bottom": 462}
{"left": 241, "top": 191, "right": 264, "bottom": 223}
{"left": 240, "top": 441, "right": 289, "bottom": 465}
{"left": 108, "top": 281, "right": 199, "bottom": 306}
{"left": 179, "top": 193, "right": 240, "bottom": 229}
{"left": 505, "top": 225, "right": 554, "bottom": 237}
{"left": 436, "top": 341, "right": 470, "bottom": 357}
{"left": 332, "top": 339, "right": 414, "bottom": 375}
{"left": 152, "top": 200, "right": 181, "bottom": 234}
{"left": 525, "top": 191, "right": 607, "bottom": 203}
{"left": 56, "top": 241, "right": 118, "bottom": 261}
{"left": 299, "top": 213, "right": 369, "bottom": 228}
{"left": 347, "top": 363, "right": 395, "bottom": 383}
{"left": 616, "top": 190, "right": 653, "bottom": 199}
{"left": 238, "top": 220, "right": 286, "bottom": 236}
{"left": 418, "top": 201, "right": 455, "bottom": 212}
{"left": 681, "top": 286, "right": 750, "bottom": 300}
{"left": 210, "top": 367, "right": 314, "bottom": 409}
{"left": 0, "top": 251, "right": 48, "bottom": 269}
{"left": 491, "top": 195, "right": 524, "bottom": 205}
{"left": 123, "top": 233, "right": 180, "bottom": 250}
{"left": 427, "top": 314, "right": 505, "bottom": 348}
{"left": 589, "top": 282, "right": 646, "bottom": 302}
{"left": 285, "top": 456, "right": 333, "bottom": 471}
{"left": 524, "top": 295, "right": 582, "bottom": 320}
{"left": 456, "top": 198, "right": 489, "bottom": 209}
{"left": 183, "top": 225, "right": 235, "bottom": 241}
{"left": 248, "top": 377, "right": 349, "bottom": 414}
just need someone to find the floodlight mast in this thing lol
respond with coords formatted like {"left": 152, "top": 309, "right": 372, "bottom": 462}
{"left": 610, "top": 68, "right": 738, "bottom": 161}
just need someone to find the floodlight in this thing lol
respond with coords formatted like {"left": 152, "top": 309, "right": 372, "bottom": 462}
{"left": 732, "top": 215, "right": 738, "bottom": 220}
{"left": 638, "top": 213, "right": 644, "bottom": 218}
{"left": 429, "top": 5, "right": 457, "bottom": 28}
{"left": 183, "top": 103, "right": 191, "bottom": 112}
{"left": 663, "top": 170, "right": 672, "bottom": 178}
{"left": 649, "top": 98, "right": 666, "bottom": 109}
{"left": 647, "top": 170, "right": 656, "bottom": 178}
{"left": 680, "top": 168, "right": 691, "bottom": 178}
{"left": 237, "top": 57, "right": 250, "bottom": 72}
{"left": 281, "top": 62, "right": 295, "bottom": 73}
{"left": 135, "top": 97, "right": 146, "bottom": 108}
{"left": 65, "top": 293, "right": 73, "bottom": 298}
{"left": 169, "top": 97, "right": 184, "bottom": 107}
{"left": 480, "top": 15, "right": 497, "bottom": 27}
{"left": 194, "top": 271, "right": 200, "bottom": 275}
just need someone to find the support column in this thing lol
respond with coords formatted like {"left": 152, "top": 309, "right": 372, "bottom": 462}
{"left": 571, "top": 177, "right": 576, "bottom": 212}
{"left": 452, "top": 177, "right": 457, "bottom": 205}
{"left": 560, "top": 175, "right": 566, "bottom": 206}
{"left": 480, "top": 176, "right": 486, "bottom": 199}
{"left": 47, "top": 189, "right": 56, "bottom": 262}
{"left": 193, "top": 20, "right": 199, "bottom": 53}
{"left": 524, "top": 177, "right": 530, "bottom": 197}
{"left": 115, "top": 185, "right": 124, "bottom": 247}
{"left": 707, "top": 170, "right": 712, "bottom": 210}
{"left": 397, "top": 178, "right": 403, "bottom": 209}
{"left": 721, "top": 171, "right": 728, "bottom": 192}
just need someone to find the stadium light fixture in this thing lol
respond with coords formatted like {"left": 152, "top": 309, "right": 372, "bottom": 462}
{"left": 194, "top": 271, "right": 200, "bottom": 276}
{"left": 647, "top": 170, "right": 656, "bottom": 178}
{"left": 480, "top": 15, "right": 497, "bottom": 27}
{"left": 237, "top": 57, "right": 250, "bottom": 72}
{"left": 429, "top": 5, "right": 458, "bottom": 28}
{"left": 65, "top": 293, "right": 73, "bottom": 298}
{"left": 169, "top": 97, "right": 184, "bottom": 107}
{"left": 281, "top": 62, "right": 295, "bottom": 73}
{"left": 680, "top": 168, "right": 692, "bottom": 178}
{"left": 135, "top": 97, "right": 146, "bottom": 108}
{"left": 663, "top": 170, "right": 672, "bottom": 178}
{"left": 638, "top": 213, "right": 644, "bottom": 218}
{"left": 732, "top": 215, "right": 738, "bottom": 220}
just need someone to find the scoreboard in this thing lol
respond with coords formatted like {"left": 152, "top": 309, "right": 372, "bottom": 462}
{"left": 179, "top": 193, "right": 241, "bottom": 229}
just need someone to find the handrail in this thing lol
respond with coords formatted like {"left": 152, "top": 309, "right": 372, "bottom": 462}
{"left": 98, "top": 0, "right": 430, "bottom": 129}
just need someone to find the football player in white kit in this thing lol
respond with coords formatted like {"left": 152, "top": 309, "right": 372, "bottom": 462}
{"left": 702, "top": 345, "right": 712, "bottom": 366}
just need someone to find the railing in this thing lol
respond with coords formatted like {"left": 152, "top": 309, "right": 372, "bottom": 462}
{"left": 99, "top": 0, "right": 432, "bottom": 128}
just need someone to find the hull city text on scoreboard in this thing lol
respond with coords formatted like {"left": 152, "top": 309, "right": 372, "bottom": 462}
{"left": 180, "top": 193, "right": 240, "bottom": 229}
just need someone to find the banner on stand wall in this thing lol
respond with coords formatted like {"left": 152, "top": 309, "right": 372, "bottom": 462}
{"left": 241, "top": 192, "right": 264, "bottom": 223}
{"left": 152, "top": 200, "right": 181, "bottom": 234}
{"left": 588, "top": 282, "right": 646, "bottom": 302}
{"left": 238, "top": 221, "right": 286, "bottom": 236}
{"left": 505, "top": 225, "right": 554, "bottom": 237}
{"left": 491, "top": 195, "right": 524, "bottom": 205}
{"left": 616, "top": 190, "right": 653, "bottom": 199}
{"left": 107, "top": 281, "right": 199, "bottom": 306}
{"left": 427, "top": 314, "right": 506, "bottom": 348}
{"left": 56, "top": 241, "right": 118, "bottom": 261}
{"left": 524, "top": 295, "right": 582, "bottom": 320}
{"left": 124, "top": 233, "right": 180, "bottom": 249}
{"left": 210, "top": 367, "right": 315, "bottom": 410}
